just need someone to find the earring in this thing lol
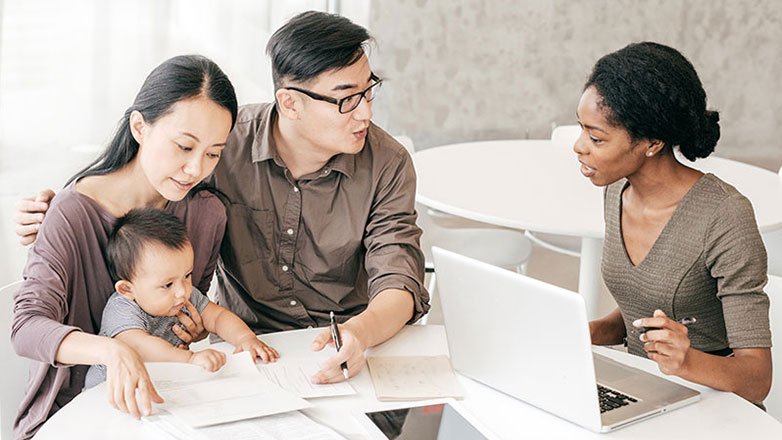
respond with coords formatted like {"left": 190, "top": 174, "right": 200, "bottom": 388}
{"left": 646, "top": 151, "right": 653, "bottom": 157}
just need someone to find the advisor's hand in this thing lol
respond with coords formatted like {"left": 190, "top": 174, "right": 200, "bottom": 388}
{"left": 635, "top": 309, "right": 692, "bottom": 375}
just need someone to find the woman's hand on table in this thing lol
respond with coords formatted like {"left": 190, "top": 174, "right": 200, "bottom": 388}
{"left": 104, "top": 339, "right": 164, "bottom": 419}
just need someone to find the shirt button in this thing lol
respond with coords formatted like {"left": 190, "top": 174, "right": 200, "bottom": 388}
{"left": 293, "top": 187, "right": 299, "bottom": 192}
{"left": 282, "top": 265, "right": 289, "bottom": 272}
{"left": 286, "top": 228, "right": 294, "bottom": 235}
{"left": 290, "top": 300, "right": 297, "bottom": 306}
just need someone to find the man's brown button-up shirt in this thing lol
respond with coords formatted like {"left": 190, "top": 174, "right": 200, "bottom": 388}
{"left": 211, "top": 103, "right": 429, "bottom": 333}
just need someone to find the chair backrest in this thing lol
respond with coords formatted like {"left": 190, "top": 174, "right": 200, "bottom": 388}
{"left": 550, "top": 124, "right": 582, "bottom": 150}
{"left": 765, "top": 167, "right": 782, "bottom": 277}
{"left": 0, "top": 280, "right": 28, "bottom": 440}
{"left": 766, "top": 274, "right": 782, "bottom": 422}
{"left": 764, "top": 231, "right": 782, "bottom": 277}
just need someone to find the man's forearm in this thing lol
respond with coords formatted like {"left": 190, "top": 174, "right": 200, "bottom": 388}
{"left": 343, "top": 288, "right": 414, "bottom": 349}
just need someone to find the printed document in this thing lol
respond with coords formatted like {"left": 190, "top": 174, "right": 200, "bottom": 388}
{"left": 256, "top": 357, "right": 356, "bottom": 398}
{"left": 145, "top": 352, "right": 311, "bottom": 428}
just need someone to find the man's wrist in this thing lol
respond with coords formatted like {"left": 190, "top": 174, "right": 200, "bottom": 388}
{"left": 341, "top": 317, "right": 369, "bottom": 351}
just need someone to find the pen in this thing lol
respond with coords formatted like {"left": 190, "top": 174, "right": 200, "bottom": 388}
{"left": 329, "top": 311, "right": 350, "bottom": 380}
{"left": 639, "top": 316, "right": 696, "bottom": 334}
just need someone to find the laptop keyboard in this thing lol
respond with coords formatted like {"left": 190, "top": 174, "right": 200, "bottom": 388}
{"left": 597, "top": 384, "right": 638, "bottom": 413}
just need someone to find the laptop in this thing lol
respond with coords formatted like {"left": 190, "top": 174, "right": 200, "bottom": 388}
{"left": 432, "top": 247, "right": 700, "bottom": 432}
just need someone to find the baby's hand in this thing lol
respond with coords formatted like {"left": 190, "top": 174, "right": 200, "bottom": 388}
{"left": 188, "top": 349, "right": 226, "bottom": 372}
{"left": 234, "top": 334, "right": 280, "bottom": 364}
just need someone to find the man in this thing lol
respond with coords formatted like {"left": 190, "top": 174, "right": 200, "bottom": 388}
{"left": 15, "top": 11, "right": 429, "bottom": 384}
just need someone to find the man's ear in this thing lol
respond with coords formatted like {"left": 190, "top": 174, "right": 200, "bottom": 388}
{"left": 129, "top": 110, "right": 146, "bottom": 145}
{"left": 115, "top": 280, "right": 135, "bottom": 301}
{"left": 275, "top": 89, "right": 300, "bottom": 121}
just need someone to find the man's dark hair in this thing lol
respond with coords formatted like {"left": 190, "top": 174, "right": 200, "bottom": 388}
{"left": 106, "top": 208, "right": 190, "bottom": 282}
{"left": 266, "top": 11, "right": 372, "bottom": 90}
{"left": 585, "top": 41, "right": 720, "bottom": 161}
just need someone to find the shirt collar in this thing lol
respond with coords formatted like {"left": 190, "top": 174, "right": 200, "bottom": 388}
{"left": 250, "top": 103, "right": 278, "bottom": 164}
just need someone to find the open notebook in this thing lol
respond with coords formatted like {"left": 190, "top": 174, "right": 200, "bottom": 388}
{"left": 367, "top": 355, "right": 464, "bottom": 401}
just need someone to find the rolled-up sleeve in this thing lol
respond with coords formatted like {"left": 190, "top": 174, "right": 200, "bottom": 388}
{"left": 363, "top": 148, "right": 430, "bottom": 323}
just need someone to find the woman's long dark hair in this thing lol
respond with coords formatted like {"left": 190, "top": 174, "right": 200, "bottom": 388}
{"left": 66, "top": 55, "right": 238, "bottom": 186}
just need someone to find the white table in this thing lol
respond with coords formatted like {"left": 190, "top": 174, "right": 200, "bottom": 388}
{"left": 413, "top": 140, "right": 782, "bottom": 318}
{"left": 33, "top": 326, "right": 782, "bottom": 439}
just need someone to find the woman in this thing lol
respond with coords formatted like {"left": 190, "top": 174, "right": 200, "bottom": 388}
{"left": 11, "top": 55, "right": 238, "bottom": 439}
{"left": 575, "top": 42, "right": 772, "bottom": 404}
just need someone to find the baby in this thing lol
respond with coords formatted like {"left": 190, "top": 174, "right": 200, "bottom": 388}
{"left": 84, "top": 208, "right": 278, "bottom": 388}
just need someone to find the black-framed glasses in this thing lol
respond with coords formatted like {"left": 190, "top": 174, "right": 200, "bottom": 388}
{"left": 284, "top": 73, "right": 383, "bottom": 114}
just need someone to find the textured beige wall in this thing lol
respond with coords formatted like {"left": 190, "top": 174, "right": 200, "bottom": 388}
{"left": 369, "top": 0, "right": 782, "bottom": 164}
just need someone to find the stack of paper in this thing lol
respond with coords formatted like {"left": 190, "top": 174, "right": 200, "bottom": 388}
{"left": 367, "top": 355, "right": 464, "bottom": 401}
{"left": 144, "top": 410, "right": 347, "bottom": 440}
{"left": 145, "top": 352, "right": 311, "bottom": 428}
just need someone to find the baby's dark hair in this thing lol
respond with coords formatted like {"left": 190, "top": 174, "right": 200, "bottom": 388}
{"left": 106, "top": 208, "right": 190, "bottom": 282}
{"left": 585, "top": 41, "right": 720, "bottom": 161}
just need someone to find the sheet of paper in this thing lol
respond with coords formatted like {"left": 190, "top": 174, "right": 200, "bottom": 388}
{"left": 145, "top": 352, "right": 311, "bottom": 428}
{"left": 367, "top": 355, "right": 464, "bottom": 401}
{"left": 256, "top": 357, "right": 356, "bottom": 398}
{"left": 144, "top": 409, "right": 347, "bottom": 440}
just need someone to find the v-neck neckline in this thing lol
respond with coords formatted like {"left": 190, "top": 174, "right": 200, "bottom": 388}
{"left": 617, "top": 174, "right": 709, "bottom": 269}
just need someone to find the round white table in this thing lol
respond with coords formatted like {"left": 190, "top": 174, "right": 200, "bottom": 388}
{"left": 413, "top": 140, "right": 782, "bottom": 318}
{"left": 32, "top": 326, "right": 782, "bottom": 439}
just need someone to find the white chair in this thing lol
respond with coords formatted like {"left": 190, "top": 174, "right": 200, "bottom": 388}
{"left": 523, "top": 125, "right": 584, "bottom": 257}
{"left": 766, "top": 274, "right": 782, "bottom": 421}
{"left": 0, "top": 280, "right": 29, "bottom": 440}
{"left": 394, "top": 135, "right": 533, "bottom": 325}
{"left": 761, "top": 167, "right": 782, "bottom": 277}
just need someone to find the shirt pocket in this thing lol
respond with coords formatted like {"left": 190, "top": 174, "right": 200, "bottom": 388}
{"left": 225, "top": 203, "right": 275, "bottom": 265}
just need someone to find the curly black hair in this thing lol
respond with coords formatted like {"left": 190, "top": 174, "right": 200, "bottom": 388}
{"left": 585, "top": 42, "right": 720, "bottom": 161}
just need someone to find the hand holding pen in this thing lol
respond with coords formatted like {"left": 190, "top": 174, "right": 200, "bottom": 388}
{"left": 310, "top": 311, "right": 364, "bottom": 384}
{"left": 329, "top": 311, "right": 350, "bottom": 380}
{"left": 633, "top": 309, "right": 696, "bottom": 375}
